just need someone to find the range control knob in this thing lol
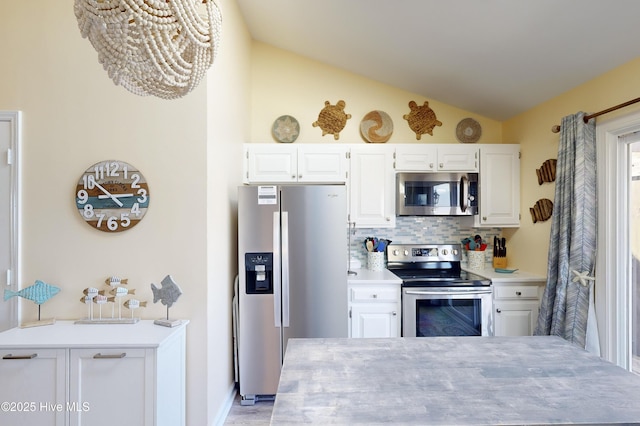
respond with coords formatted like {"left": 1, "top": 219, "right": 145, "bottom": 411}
{"left": 403, "top": 249, "right": 410, "bottom": 256}
{"left": 452, "top": 249, "right": 459, "bottom": 255}
{"left": 441, "top": 249, "right": 448, "bottom": 255}
{"left": 392, "top": 249, "right": 400, "bottom": 256}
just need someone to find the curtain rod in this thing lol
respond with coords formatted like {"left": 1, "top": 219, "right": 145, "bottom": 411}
{"left": 551, "top": 96, "right": 640, "bottom": 133}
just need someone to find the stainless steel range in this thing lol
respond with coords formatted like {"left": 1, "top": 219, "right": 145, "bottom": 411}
{"left": 387, "top": 243, "right": 493, "bottom": 337}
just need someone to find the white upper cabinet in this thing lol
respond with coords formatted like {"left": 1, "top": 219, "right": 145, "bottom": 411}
{"left": 244, "top": 144, "right": 348, "bottom": 183}
{"left": 476, "top": 144, "right": 520, "bottom": 227}
{"left": 395, "top": 144, "right": 478, "bottom": 172}
{"left": 349, "top": 145, "right": 396, "bottom": 228}
{"left": 437, "top": 145, "right": 479, "bottom": 171}
{"left": 395, "top": 145, "right": 437, "bottom": 171}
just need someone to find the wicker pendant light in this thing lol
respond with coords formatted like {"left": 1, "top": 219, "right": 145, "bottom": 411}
{"left": 74, "top": 0, "right": 222, "bottom": 99}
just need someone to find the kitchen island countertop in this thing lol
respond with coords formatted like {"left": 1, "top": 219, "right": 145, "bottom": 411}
{"left": 271, "top": 336, "right": 640, "bottom": 425}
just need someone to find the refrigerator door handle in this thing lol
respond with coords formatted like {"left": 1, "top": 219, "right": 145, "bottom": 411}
{"left": 281, "top": 211, "right": 290, "bottom": 327}
{"left": 273, "top": 211, "right": 282, "bottom": 328}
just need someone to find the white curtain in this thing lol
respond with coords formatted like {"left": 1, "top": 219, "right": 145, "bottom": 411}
{"left": 534, "top": 111, "right": 600, "bottom": 354}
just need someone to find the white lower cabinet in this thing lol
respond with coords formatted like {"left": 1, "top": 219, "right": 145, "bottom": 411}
{"left": 0, "top": 348, "right": 66, "bottom": 425}
{"left": 493, "top": 283, "right": 543, "bottom": 336}
{"left": 0, "top": 321, "right": 187, "bottom": 426}
{"left": 349, "top": 283, "right": 401, "bottom": 338}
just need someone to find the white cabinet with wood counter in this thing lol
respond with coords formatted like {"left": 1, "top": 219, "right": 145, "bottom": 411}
{"left": 0, "top": 320, "right": 188, "bottom": 426}
{"left": 347, "top": 269, "right": 402, "bottom": 338}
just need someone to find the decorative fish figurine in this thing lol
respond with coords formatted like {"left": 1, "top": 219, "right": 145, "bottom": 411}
{"left": 4, "top": 280, "right": 61, "bottom": 305}
{"left": 151, "top": 275, "right": 183, "bottom": 308}
{"left": 94, "top": 295, "right": 115, "bottom": 304}
{"left": 80, "top": 295, "right": 94, "bottom": 304}
{"left": 109, "top": 287, "right": 135, "bottom": 297}
{"left": 123, "top": 299, "right": 147, "bottom": 310}
{"left": 83, "top": 287, "right": 104, "bottom": 297}
{"left": 105, "top": 276, "right": 128, "bottom": 287}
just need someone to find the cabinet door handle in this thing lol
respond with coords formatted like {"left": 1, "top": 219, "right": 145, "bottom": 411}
{"left": 496, "top": 308, "right": 502, "bottom": 313}
{"left": 2, "top": 353, "right": 37, "bottom": 360}
{"left": 372, "top": 294, "right": 378, "bottom": 299}
{"left": 516, "top": 291, "right": 522, "bottom": 296}
{"left": 392, "top": 311, "right": 397, "bottom": 316}
{"left": 93, "top": 353, "right": 126, "bottom": 359}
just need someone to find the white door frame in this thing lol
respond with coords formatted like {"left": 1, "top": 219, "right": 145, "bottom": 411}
{"left": 596, "top": 111, "right": 640, "bottom": 369}
{"left": 0, "top": 111, "right": 21, "bottom": 330}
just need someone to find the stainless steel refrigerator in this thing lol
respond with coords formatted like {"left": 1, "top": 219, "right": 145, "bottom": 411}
{"left": 237, "top": 184, "right": 347, "bottom": 405}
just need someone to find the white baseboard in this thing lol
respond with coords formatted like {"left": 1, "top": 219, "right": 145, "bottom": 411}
{"left": 211, "top": 384, "right": 237, "bottom": 426}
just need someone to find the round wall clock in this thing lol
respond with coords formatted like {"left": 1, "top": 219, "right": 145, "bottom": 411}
{"left": 75, "top": 160, "right": 150, "bottom": 232}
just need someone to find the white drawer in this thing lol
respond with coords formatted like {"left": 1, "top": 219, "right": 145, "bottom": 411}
{"left": 350, "top": 287, "right": 398, "bottom": 302}
{"left": 494, "top": 285, "right": 539, "bottom": 300}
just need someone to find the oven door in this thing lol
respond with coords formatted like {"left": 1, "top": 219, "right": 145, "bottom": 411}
{"left": 402, "top": 287, "right": 493, "bottom": 337}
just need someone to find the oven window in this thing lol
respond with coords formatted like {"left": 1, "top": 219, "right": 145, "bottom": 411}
{"left": 415, "top": 299, "right": 482, "bottom": 336}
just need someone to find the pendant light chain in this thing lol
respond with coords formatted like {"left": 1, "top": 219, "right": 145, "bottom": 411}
{"left": 74, "top": 0, "right": 222, "bottom": 99}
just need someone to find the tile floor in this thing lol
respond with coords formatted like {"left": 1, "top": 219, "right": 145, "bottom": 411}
{"left": 223, "top": 393, "right": 274, "bottom": 425}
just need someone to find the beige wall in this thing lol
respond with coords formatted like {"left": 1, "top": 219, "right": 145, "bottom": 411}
{"left": 0, "top": 1, "right": 250, "bottom": 424}
{"left": 250, "top": 43, "right": 503, "bottom": 144}
{"left": 503, "top": 57, "right": 640, "bottom": 275}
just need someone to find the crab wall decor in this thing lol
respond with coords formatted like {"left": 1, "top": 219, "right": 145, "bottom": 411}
{"left": 403, "top": 100, "right": 443, "bottom": 140}
{"left": 312, "top": 100, "right": 351, "bottom": 140}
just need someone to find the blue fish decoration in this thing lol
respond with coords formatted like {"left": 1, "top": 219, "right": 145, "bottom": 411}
{"left": 4, "top": 280, "right": 61, "bottom": 305}
{"left": 151, "top": 275, "right": 183, "bottom": 308}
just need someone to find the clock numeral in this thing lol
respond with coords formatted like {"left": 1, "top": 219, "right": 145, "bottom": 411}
{"left": 131, "top": 173, "right": 141, "bottom": 189}
{"left": 94, "top": 165, "right": 105, "bottom": 180}
{"left": 83, "top": 175, "right": 96, "bottom": 190}
{"left": 96, "top": 213, "right": 105, "bottom": 228}
{"left": 83, "top": 204, "right": 94, "bottom": 219}
{"left": 120, "top": 213, "right": 131, "bottom": 228}
{"left": 107, "top": 161, "right": 120, "bottom": 177}
{"left": 106, "top": 216, "right": 118, "bottom": 231}
{"left": 131, "top": 203, "right": 141, "bottom": 217}
{"left": 77, "top": 190, "right": 88, "bottom": 204}
{"left": 136, "top": 188, "right": 148, "bottom": 204}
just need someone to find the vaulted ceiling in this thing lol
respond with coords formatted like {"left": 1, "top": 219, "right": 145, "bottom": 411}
{"left": 237, "top": 0, "right": 640, "bottom": 121}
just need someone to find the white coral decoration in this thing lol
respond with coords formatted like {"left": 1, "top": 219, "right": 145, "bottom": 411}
{"left": 74, "top": 0, "right": 222, "bottom": 99}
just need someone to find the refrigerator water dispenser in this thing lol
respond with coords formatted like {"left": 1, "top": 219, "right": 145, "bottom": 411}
{"left": 244, "top": 252, "right": 273, "bottom": 294}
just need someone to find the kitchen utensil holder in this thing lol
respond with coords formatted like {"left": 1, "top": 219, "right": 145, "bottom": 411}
{"left": 367, "top": 252, "right": 385, "bottom": 271}
{"left": 467, "top": 250, "right": 485, "bottom": 270}
{"left": 493, "top": 256, "right": 508, "bottom": 269}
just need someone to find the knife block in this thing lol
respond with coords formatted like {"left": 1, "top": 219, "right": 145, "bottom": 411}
{"left": 493, "top": 256, "right": 508, "bottom": 269}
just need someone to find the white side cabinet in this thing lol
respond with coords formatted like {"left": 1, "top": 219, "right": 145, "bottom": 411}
{"left": 493, "top": 281, "right": 544, "bottom": 336}
{"left": 0, "top": 321, "right": 187, "bottom": 426}
{"left": 348, "top": 269, "right": 402, "bottom": 338}
{"left": 244, "top": 144, "right": 348, "bottom": 183}
{"left": 477, "top": 144, "right": 520, "bottom": 227}
{"left": 349, "top": 145, "right": 396, "bottom": 228}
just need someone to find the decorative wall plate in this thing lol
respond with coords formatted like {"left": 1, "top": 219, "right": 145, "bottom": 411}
{"left": 403, "top": 100, "right": 442, "bottom": 140}
{"left": 312, "top": 100, "right": 351, "bottom": 140}
{"left": 360, "top": 110, "right": 393, "bottom": 143}
{"left": 272, "top": 115, "right": 300, "bottom": 143}
{"left": 456, "top": 118, "right": 482, "bottom": 143}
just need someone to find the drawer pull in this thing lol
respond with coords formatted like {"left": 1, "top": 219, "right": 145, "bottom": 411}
{"left": 516, "top": 291, "right": 522, "bottom": 296}
{"left": 372, "top": 294, "right": 378, "bottom": 299}
{"left": 496, "top": 308, "right": 502, "bottom": 313}
{"left": 93, "top": 353, "right": 126, "bottom": 359}
{"left": 3, "top": 353, "right": 37, "bottom": 360}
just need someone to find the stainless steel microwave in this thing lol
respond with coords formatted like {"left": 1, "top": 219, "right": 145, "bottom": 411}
{"left": 396, "top": 172, "right": 478, "bottom": 216}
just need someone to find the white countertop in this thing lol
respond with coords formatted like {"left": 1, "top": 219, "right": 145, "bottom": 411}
{"left": 0, "top": 320, "right": 189, "bottom": 349}
{"left": 347, "top": 268, "right": 402, "bottom": 285}
{"left": 463, "top": 265, "right": 546, "bottom": 283}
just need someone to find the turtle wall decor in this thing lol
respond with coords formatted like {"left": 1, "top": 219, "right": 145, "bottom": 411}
{"left": 403, "top": 100, "right": 442, "bottom": 140}
{"left": 312, "top": 100, "right": 351, "bottom": 140}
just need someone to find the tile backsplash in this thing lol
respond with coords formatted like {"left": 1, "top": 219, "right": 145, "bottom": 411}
{"left": 348, "top": 216, "right": 502, "bottom": 268}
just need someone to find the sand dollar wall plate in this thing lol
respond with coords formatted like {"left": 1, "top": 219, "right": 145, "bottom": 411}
{"left": 456, "top": 118, "right": 482, "bottom": 143}
{"left": 272, "top": 115, "right": 300, "bottom": 143}
{"left": 360, "top": 110, "right": 393, "bottom": 143}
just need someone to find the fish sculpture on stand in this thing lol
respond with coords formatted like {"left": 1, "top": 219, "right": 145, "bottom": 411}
{"left": 4, "top": 280, "right": 61, "bottom": 327}
{"left": 105, "top": 276, "right": 128, "bottom": 287}
{"left": 123, "top": 299, "right": 147, "bottom": 319}
{"left": 151, "top": 275, "right": 183, "bottom": 327}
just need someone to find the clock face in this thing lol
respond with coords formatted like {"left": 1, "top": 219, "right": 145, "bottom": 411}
{"left": 75, "top": 160, "right": 150, "bottom": 232}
